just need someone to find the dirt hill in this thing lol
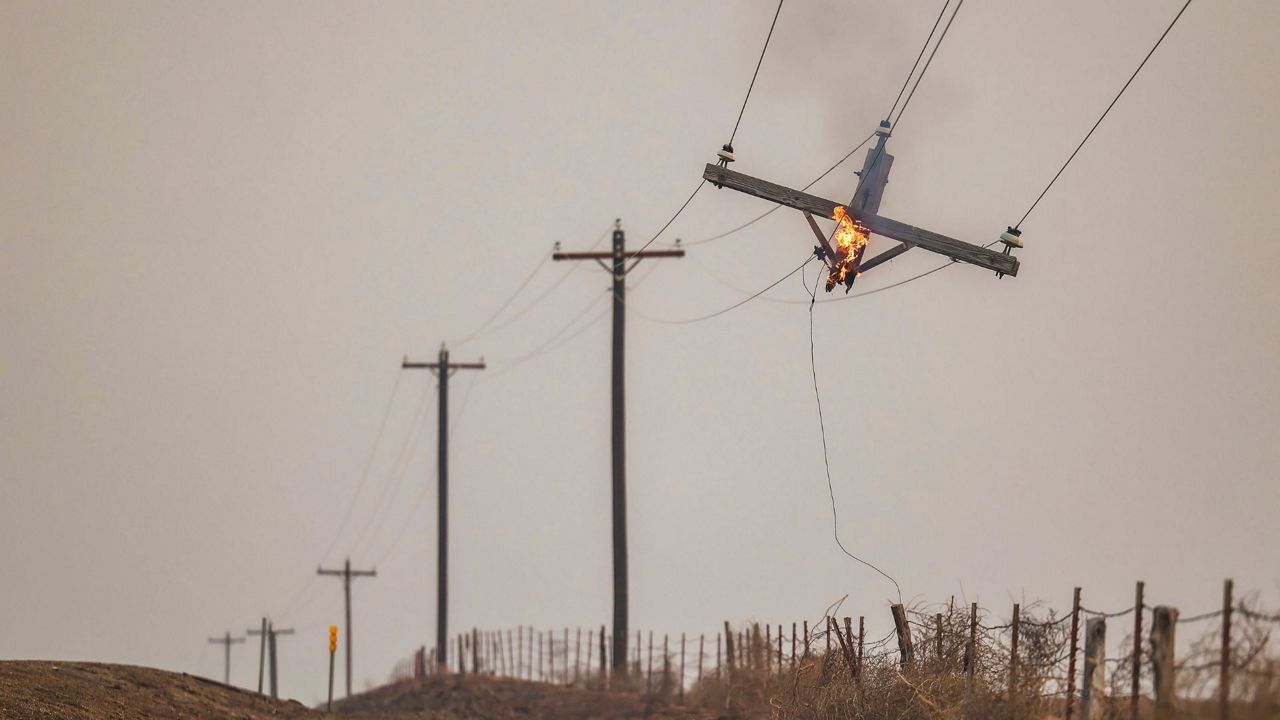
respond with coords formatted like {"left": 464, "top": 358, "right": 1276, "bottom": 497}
{"left": 0, "top": 661, "right": 313, "bottom": 719}
{"left": 0, "top": 662, "right": 714, "bottom": 720}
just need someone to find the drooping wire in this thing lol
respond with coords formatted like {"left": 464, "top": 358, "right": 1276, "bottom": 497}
{"left": 625, "top": 179, "right": 705, "bottom": 261}
{"left": 632, "top": 255, "right": 815, "bottom": 325}
{"left": 346, "top": 382, "right": 436, "bottom": 559}
{"left": 313, "top": 368, "right": 405, "bottom": 566}
{"left": 807, "top": 269, "right": 903, "bottom": 603}
{"left": 885, "top": 1, "right": 951, "bottom": 122}
{"left": 728, "top": 0, "right": 786, "bottom": 147}
{"left": 1014, "top": 0, "right": 1194, "bottom": 231}
{"left": 452, "top": 252, "right": 551, "bottom": 347}
{"left": 481, "top": 289, "right": 611, "bottom": 383}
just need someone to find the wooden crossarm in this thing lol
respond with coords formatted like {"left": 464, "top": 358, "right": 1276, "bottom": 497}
{"left": 702, "top": 163, "right": 1018, "bottom": 277}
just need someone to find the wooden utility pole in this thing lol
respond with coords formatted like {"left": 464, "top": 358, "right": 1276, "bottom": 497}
{"left": 249, "top": 622, "right": 296, "bottom": 699}
{"left": 317, "top": 558, "right": 376, "bottom": 697}
{"left": 251, "top": 617, "right": 267, "bottom": 693}
{"left": 207, "top": 631, "right": 245, "bottom": 685}
{"left": 552, "top": 220, "right": 684, "bottom": 674}
{"left": 702, "top": 121, "right": 1020, "bottom": 283}
{"left": 402, "top": 344, "right": 484, "bottom": 671}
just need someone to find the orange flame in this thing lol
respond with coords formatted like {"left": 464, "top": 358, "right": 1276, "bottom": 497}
{"left": 827, "top": 205, "right": 869, "bottom": 288}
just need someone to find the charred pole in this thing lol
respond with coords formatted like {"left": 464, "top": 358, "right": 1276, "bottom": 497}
{"left": 316, "top": 558, "right": 376, "bottom": 697}
{"left": 402, "top": 344, "right": 485, "bottom": 672}
{"left": 553, "top": 220, "right": 684, "bottom": 674}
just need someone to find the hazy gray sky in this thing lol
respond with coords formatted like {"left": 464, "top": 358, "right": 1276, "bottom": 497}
{"left": 3, "top": 0, "right": 1277, "bottom": 705}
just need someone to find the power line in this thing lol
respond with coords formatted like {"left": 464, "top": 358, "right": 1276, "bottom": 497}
{"left": 885, "top": 1, "right": 951, "bottom": 122}
{"left": 1014, "top": 0, "right": 1194, "bottom": 230}
{"left": 629, "top": 0, "right": 786, "bottom": 261}
{"left": 806, "top": 270, "right": 903, "bottom": 603}
{"left": 633, "top": 255, "right": 815, "bottom": 325}
{"left": 452, "top": 251, "right": 551, "bottom": 347}
{"left": 728, "top": 0, "right": 786, "bottom": 147}
{"left": 891, "top": 0, "right": 965, "bottom": 129}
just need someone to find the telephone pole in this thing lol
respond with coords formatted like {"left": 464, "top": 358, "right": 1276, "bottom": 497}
{"left": 207, "top": 631, "right": 245, "bottom": 685}
{"left": 402, "top": 343, "right": 485, "bottom": 672}
{"left": 248, "top": 621, "right": 294, "bottom": 699}
{"left": 317, "top": 558, "right": 376, "bottom": 697}
{"left": 552, "top": 219, "right": 684, "bottom": 673}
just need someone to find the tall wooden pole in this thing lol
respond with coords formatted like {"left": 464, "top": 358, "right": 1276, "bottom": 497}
{"left": 553, "top": 223, "right": 683, "bottom": 674}
{"left": 317, "top": 558, "right": 375, "bottom": 697}
{"left": 1221, "top": 579, "right": 1233, "bottom": 720}
{"left": 1066, "top": 588, "right": 1082, "bottom": 720}
{"left": 402, "top": 346, "right": 484, "bottom": 670}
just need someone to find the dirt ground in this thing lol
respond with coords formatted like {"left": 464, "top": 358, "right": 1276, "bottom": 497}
{"left": 0, "top": 662, "right": 715, "bottom": 720}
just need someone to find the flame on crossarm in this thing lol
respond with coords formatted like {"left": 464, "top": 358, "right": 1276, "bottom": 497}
{"left": 826, "top": 205, "right": 870, "bottom": 291}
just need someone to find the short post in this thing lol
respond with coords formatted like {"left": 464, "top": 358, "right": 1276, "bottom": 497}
{"left": 698, "top": 633, "right": 705, "bottom": 686}
{"left": 517, "top": 626, "right": 523, "bottom": 679}
{"left": 1010, "top": 603, "right": 1021, "bottom": 695}
{"left": 791, "top": 622, "right": 797, "bottom": 670}
{"left": 803, "top": 620, "right": 810, "bottom": 660}
{"left": 679, "top": 633, "right": 686, "bottom": 702}
{"left": 716, "top": 633, "right": 722, "bottom": 678}
{"left": 1132, "top": 581, "right": 1144, "bottom": 720}
{"left": 646, "top": 631, "right": 654, "bottom": 694}
{"left": 599, "top": 625, "right": 607, "bottom": 687}
{"left": 935, "top": 614, "right": 943, "bottom": 664}
{"left": 662, "top": 634, "right": 671, "bottom": 696}
{"left": 585, "top": 629, "right": 594, "bottom": 685}
{"left": 1221, "top": 579, "right": 1233, "bottom": 720}
{"left": 891, "top": 604, "right": 914, "bottom": 668}
{"left": 327, "top": 625, "right": 338, "bottom": 713}
{"left": 1066, "top": 588, "right": 1082, "bottom": 720}
{"left": 576, "top": 627, "right": 582, "bottom": 685}
{"left": 776, "top": 624, "right": 782, "bottom": 670}
{"left": 538, "top": 630, "right": 543, "bottom": 681}
{"left": 855, "top": 617, "right": 864, "bottom": 692}
{"left": 508, "top": 629, "right": 515, "bottom": 676}
{"left": 473, "top": 628, "right": 480, "bottom": 675}
{"left": 724, "top": 622, "right": 735, "bottom": 679}
{"left": 965, "top": 603, "right": 977, "bottom": 682}
{"left": 1151, "top": 606, "right": 1179, "bottom": 720}
{"left": 1082, "top": 617, "right": 1106, "bottom": 720}
{"left": 766, "top": 624, "right": 772, "bottom": 673}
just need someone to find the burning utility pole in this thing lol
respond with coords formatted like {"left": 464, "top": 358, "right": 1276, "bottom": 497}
{"left": 704, "top": 121, "right": 1022, "bottom": 282}
{"left": 402, "top": 344, "right": 485, "bottom": 672}
{"left": 553, "top": 220, "right": 684, "bottom": 674}
{"left": 316, "top": 558, "right": 376, "bottom": 697}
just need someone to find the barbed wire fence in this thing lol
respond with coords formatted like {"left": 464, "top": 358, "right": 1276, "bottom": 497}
{"left": 383, "top": 580, "right": 1278, "bottom": 719}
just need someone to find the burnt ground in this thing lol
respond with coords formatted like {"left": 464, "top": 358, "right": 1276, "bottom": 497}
{"left": 0, "top": 662, "right": 716, "bottom": 720}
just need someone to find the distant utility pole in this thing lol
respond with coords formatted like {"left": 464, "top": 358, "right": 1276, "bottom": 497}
{"left": 317, "top": 558, "right": 376, "bottom": 697}
{"left": 402, "top": 343, "right": 485, "bottom": 672}
{"left": 248, "top": 621, "right": 294, "bottom": 699}
{"left": 207, "top": 631, "right": 245, "bottom": 685}
{"left": 553, "top": 219, "right": 684, "bottom": 673}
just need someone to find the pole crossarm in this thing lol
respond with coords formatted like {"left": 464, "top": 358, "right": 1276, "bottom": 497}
{"left": 702, "top": 163, "right": 1018, "bottom": 277}
{"left": 553, "top": 250, "right": 685, "bottom": 261}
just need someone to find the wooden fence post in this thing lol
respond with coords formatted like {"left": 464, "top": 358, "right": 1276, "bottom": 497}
{"left": 679, "top": 633, "right": 686, "bottom": 702}
{"left": 698, "top": 633, "right": 704, "bottom": 686}
{"left": 1010, "top": 603, "right": 1021, "bottom": 695}
{"left": 855, "top": 617, "right": 864, "bottom": 694}
{"left": 766, "top": 624, "right": 772, "bottom": 673}
{"left": 575, "top": 627, "right": 581, "bottom": 685}
{"left": 599, "top": 625, "right": 607, "bottom": 687}
{"left": 936, "top": 613, "right": 944, "bottom": 665}
{"left": 1132, "top": 581, "right": 1144, "bottom": 720}
{"left": 791, "top": 622, "right": 797, "bottom": 670}
{"left": 965, "top": 603, "right": 977, "bottom": 683}
{"left": 803, "top": 620, "right": 810, "bottom": 660}
{"left": 662, "top": 634, "right": 670, "bottom": 696}
{"left": 776, "top": 624, "right": 782, "bottom": 671}
{"left": 585, "top": 629, "right": 593, "bottom": 685}
{"left": 1066, "top": 588, "right": 1082, "bottom": 720}
{"left": 646, "top": 631, "right": 654, "bottom": 694}
{"left": 1150, "top": 605, "right": 1178, "bottom": 720}
{"left": 724, "top": 622, "right": 735, "bottom": 678}
{"left": 891, "top": 604, "right": 914, "bottom": 668}
{"left": 1082, "top": 617, "right": 1106, "bottom": 720}
{"left": 1221, "top": 579, "right": 1233, "bottom": 720}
